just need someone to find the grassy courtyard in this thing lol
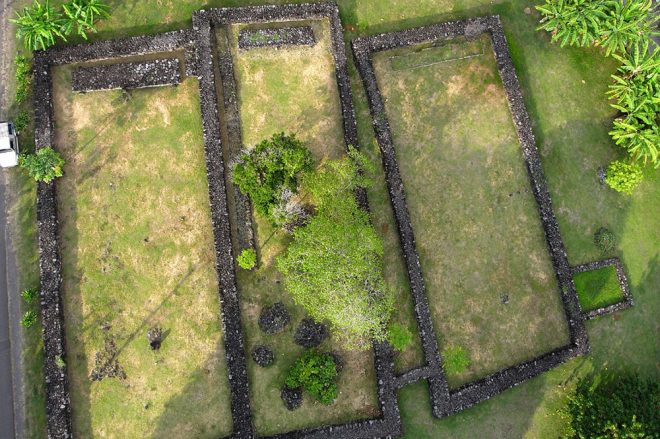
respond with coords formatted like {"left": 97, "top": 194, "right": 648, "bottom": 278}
{"left": 371, "top": 35, "right": 570, "bottom": 387}
{"left": 51, "top": 73, "right": 232, "bottom": 438}
{"left": 7, "top": 0, "right": 658, "bottom": 438}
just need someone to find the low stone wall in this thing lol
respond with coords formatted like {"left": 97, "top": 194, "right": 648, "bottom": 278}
{"left": 238, "top": 26, "right": 316, "bottom": 49}
{"left": 571, "top": 257, "right": 633, "bottom": 320}
{"left": 352, "top": 15, "right": 590, "bottom": 419}
{"left": 71, "top": 58, "right": 181, "bottom": 92}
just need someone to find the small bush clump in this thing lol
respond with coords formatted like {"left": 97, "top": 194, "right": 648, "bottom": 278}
{"left": 443, "top": 345, "right": 471, "bottom": 375}
{"left": 285, "top": 350, "right": 338, "bottom": 405}
{"left": 21, "top": 310, "right": 38, "bottom": 328}
{"left": 236, "top": 248, "right": 256, "bottom": 270}
{"left": 232, "top": 132, "right": 313, "bottom": 224}
{"left": 19, "top": 147, "right": 65, "bottom": 183}
{"left": 593, "top": 227, "right": 615, "bottom": 253}
{"left": 387, "top": 323, "right": 412, "bottom": 352}
{"left": 564, "top": 373, "right": 660, "bottom": 438}
{"left": 13, "top": 110, "right": 30, "bottom": 134}
{"left": 605, "top": 160, "right": 644, "bottom": 194}
{"left": 21, "top": 288, "right": 38, "bottom": 304}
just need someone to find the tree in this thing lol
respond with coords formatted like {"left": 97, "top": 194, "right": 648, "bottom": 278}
{"left": 597, "top": 0, "right": 658, "bottom": 56}
{"left": 232, "top": 132, "right": 313, "bottom": 224}
{"left": 285, "top": 350, "right": 338, "bottom": 405}
{"left": 277, "top": 149, "right": 394, "bottom": 350}
{"left": 12, "top": 0, "right": 66, "bottom": 51}
{"left": 536, "top": 0, "right": 606, "bottom": 49}
{"left": 61, "top": 0, "right": 110, "bottom": 39}
{"left": 564, "top": 373, "right": 660, "bottom": 438}
{"left": 604, "top": 160, "right": 644, "bottom": 193}
{"left": 19, "top": 147, "right": 65, "bottom": 183}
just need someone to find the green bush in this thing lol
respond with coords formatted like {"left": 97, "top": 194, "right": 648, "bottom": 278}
{"left": 593, "top": 227, "right": 615, "bottom": 253}
{"left": 12, "top": 0, "right": 66, "bottom": 51}
{"left": 443, "top": 345, "right": 471, "bottom": 375}
{"left": 564, "top": 373, "right": 660, "bottom": 438}
{"left": 21, "top": 288, "right": 38, "bottom": 304}
{"left": 55, "top": 355, "right": 66, "bottom": 368}
{"left": 285, "top": 350, "right": 338, "bottom": 405}
{"left": 604, "top": 160, "right": 644, "bottom": 194}
{"left": 14, "top": 56, "right": 32, "bottom": 105}
{"left": 19, "top": 147, "right": 65, "bottom": 183}
{"left": 236, "top": 248, "right": 256, "bottom": 270}
{"left": 14, "top": 110, "right": 30, "bottom": 134}
{"left": 277, "top": 150, "right": 394, "bottom": 350}
{"left": 232, "top": 132, "right": 313, "bottom": 223}
{"left": 21, "top": 310, "right": 38, "bottom": 328}
{"left": 573, "top": 266, "right": 623, "bottom": 311}
{"left": 61, "top": 0, "right": 110, "bottom": 39}
{"left": 387, "top": 323, "right": 413, "bottom": 352}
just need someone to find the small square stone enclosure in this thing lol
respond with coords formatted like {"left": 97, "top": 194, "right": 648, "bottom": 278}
{"left": 571, "top": 257, "right": 633, "bottom": 320}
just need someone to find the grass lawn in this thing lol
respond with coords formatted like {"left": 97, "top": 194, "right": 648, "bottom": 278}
{"left": 371, "top": 34, "right": 570, "bottom": 388}
{"left": 7, "top": 0, "right": 658, "bottom": 438}
{"left": 51, "top": 73, "right": 232, "bottom": 439}
{"left": 573, "top": 266, "right": 623, "bottom": 311}
{"left": 228, "top": 19, "right": 381, "bottom": 435}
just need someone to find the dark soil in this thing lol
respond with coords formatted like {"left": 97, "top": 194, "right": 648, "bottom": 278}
{"left": 251, "top": 345, "right": 275, "bottom": 367}
{"left": 258, "top": 302, "right": 290, "bottom": 334}
{"left": 280, "top": 386, "right": 303, "bottom": 411}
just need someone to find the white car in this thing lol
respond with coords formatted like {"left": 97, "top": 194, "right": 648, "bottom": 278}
{"left": 0, "top": 122, "right": 19, "bottom": 168}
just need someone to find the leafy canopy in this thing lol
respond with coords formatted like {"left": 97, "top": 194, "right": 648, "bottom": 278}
{"left": 12, "top": 0, "right": 66, "bottom": 51}
{"left": 285, "top": 350, "right": 338, "bottom": 405}
{"left": 19, "top": 147, "right": 65, "bottom": 183}
{"left": 605, "top": 160, "right": 644, "bottom": 194}
{"left": 564, "top": 373, "right": 660, "bottom": 438}
{"left": 233, "top": 132, "right": 313, "bottom": 223}
{"left": 61, "top": 0, "right": 110, "bottom": 39}
{"left": 277, "top": 148, "right": 394, "bottom": 350}
{"left": 236, "top": 248, "right": 257, "bottom": 270}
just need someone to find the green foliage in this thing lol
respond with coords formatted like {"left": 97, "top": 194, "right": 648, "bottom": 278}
{"left": 19, "top": 147, "right": 65, "bottom": 183}
{"left": 387, "top": 323, "right": 413, "bottom": 352}
{"left": 232, "top": 133, "right": 313, "bottom": 223}
{"left": 573, "top": 266, "right": 623, "bottom": 311}
{"left": 236, "top": 248, "right": 256, "bottom": 270}
{"left": 604, "top": 160, "right": 644, "bottom": 194}
{"left": 564, "top": 373, "right": 660, "bottom": 438}
{"left": 55, "top": 356, "right": 66, "bottom": 368}
{"left": 608, "top": 43, "right": 660, "bottom": 167}
{"left": 21, "top": 288, "right": 39, "bottom": 304}
{"left": 61, "top": 0, "right": 110, "bottom": 39}
{"left": 285, "top": 350, "right": 338, "bottom": 405}
{"left": 593, "top": 227, "right": 615, "bottom": 253}
{"left": 11, "top": 0, "right": 66, "bottom": 51}
{"left": 443, "top": 345, "right": 471, "bottom": 375}
{"left": 14, "top": 56, "right": 32, "bottom": 105}
{"left": 536, "top": 0, "right": 658, "bottom": 56}
{"left": 277, "top": 150, "right": 394, "bottom": 350}
{"left": 14, "top": 110, "right": 31, "bottom": 134}
{"left": 21, "top": 310, "right": 38, "bottom": 328}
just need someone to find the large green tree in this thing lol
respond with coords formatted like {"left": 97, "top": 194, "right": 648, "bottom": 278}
{"left": 277, "top": 149, "right": 394, "bottom": 349}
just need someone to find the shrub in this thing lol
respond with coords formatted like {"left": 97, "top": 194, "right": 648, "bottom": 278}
{"left": 61, "top": 0, "right": 110, "bottom": 39}
{"left": 443, "top": 345, "right": 470, "bottom": 375}
{"left": 232, "top": 133, "right": 313, "bottom": 223}
{"left": 14, "top": 110, "right": 30, "bottom": 134}
{"left": 19, "top": 147, "right": 65, "bottom": 183}
{"left": 236, "top": 248, "right": 256, "bottom": 270}
{"left": 21, "top": 288, "right": 38, "bottom": 304}
{"left": 593, "top": 227, "right": 615, "bottom": 253}
{"left": 564, "top": 373, "right": 660, "bottom": 438}
{"left": 387, "top": 323, "right": 412, "bottom": 352}
{"left": 285, "top": 350, "right": 338, "bottom": 405}
{"left": 14, "top": 56, "right": 32, "bottom": 105}
{"left": 21, "top": 310, "right": 38, "bottom": 328}
{"left": 604, "top": 160, "right": 644, "bottom": 194}
{"left": 12, "top": 0, "right": 66, "bottom": 51}
{"left": 55, "top": 355, "right": 66, "bottom": 368}
{"left": 277, "top": 150, "right": 394, "bottom": 350}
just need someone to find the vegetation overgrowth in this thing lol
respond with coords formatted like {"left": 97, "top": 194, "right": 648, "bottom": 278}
{"left": 604, "top": 160, "right": 644, "bottom": 194}
{"left": 285, "top": 350, "right": 339, "bottom": 405}
{"left": 237, "top": 248, "right": 257, "bottom": 270}
{"left": 18, "top": 147, "right": 65, "bottom": 183}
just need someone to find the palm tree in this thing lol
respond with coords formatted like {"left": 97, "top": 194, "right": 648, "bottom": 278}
{"left": 598, "top": 0, "right": 659, "bottom": 56}
{"left": 11, "top": 0, "right": 66, "bottom": 51}
{"left": 536, "top": 0, "right": 607, "bottom": 48}
{"left": 61, "top": 0, "right": 110, "bottom": 39}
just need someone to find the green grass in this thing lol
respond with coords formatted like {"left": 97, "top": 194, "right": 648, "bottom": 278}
{"left": 51, "top": 73, "right": 232, "bottom": 438}
{"left": 371, "top": 34, "right": 570, "bottom": 388}
{"left": 229, "top": 19, "right": 381, "bottom": 435}
{"left": 7, "top": 0, "right": 659, "bottom": 438}
{"left": 573, "top": 266, "right": 623, "bottom": 311}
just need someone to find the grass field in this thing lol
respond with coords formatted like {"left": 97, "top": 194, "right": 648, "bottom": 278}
{"left": 51, "top": 73, "right": 232, "bottom": 439}
{"left": 228, "top": 19, "right": 380, "bottom": 435}
{"left": 573, "top": 266, "right": 623, "bottom": 312}
{"left": 371, "top": 35, "right": 570, "bottom": 388}
{"left": 7, "top": 0, "right": 658, "bottom": 438}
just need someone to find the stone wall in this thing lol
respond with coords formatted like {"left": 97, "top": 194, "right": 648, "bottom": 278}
{"left": 71, "top": 58, "right": 181, "bottom": 92}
